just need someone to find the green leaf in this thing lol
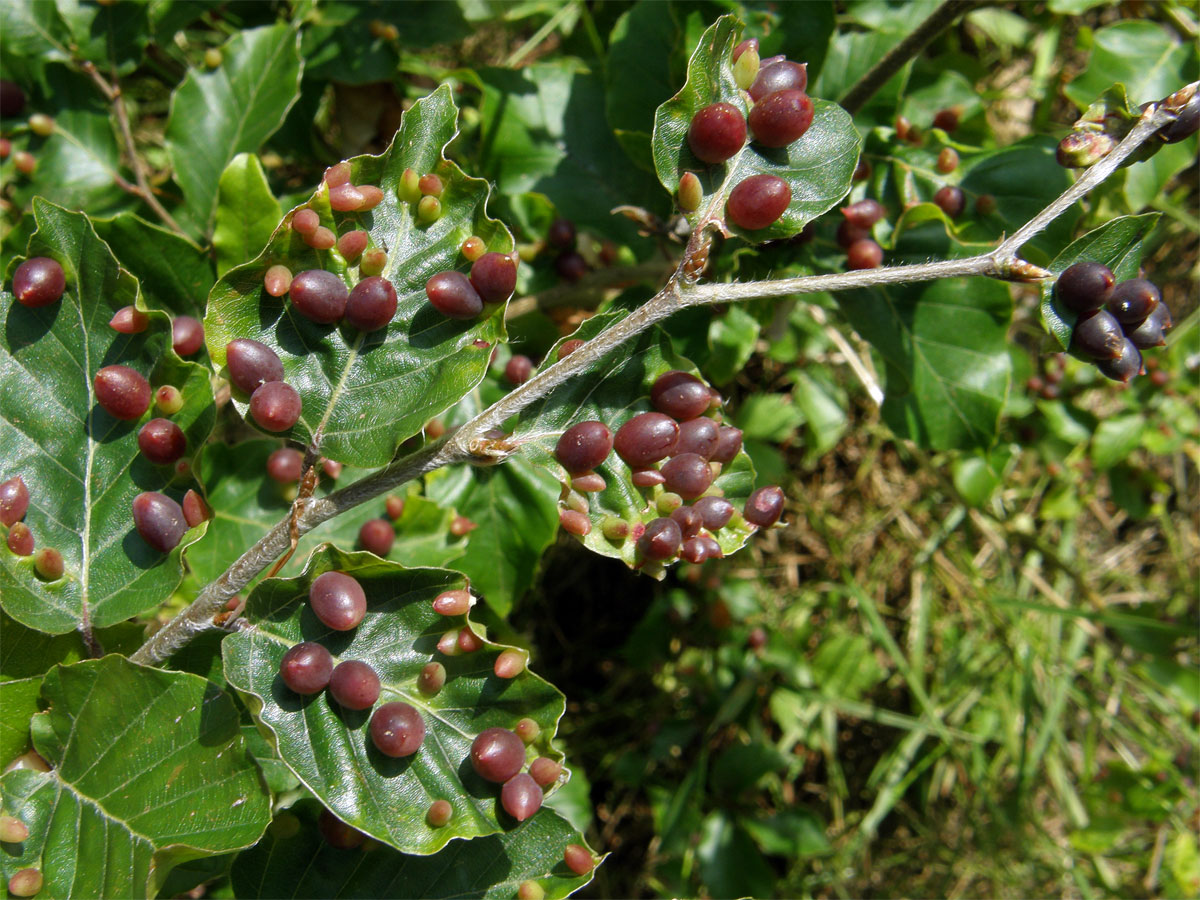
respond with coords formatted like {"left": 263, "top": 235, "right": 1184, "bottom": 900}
{"left": 793, "top": 370, "right": 848, "bottom": 461}
{"left": 652, "top": 16, "right": 861, "bottom": 243}
{"left": 230, "top": 800, "right": 596, "bottom": 899}
{"left": 222, "top": 546, "right": 567, "bottom": 855}
{"left": 1040, "top": 214, "right": 1160, "bottom": 350}
{"left": 0, "top": 656, "right": 270, "bottom": 899}
{"left": 741, "top": 809, "right": 831, "bottom": 858}
{"left": 706, "top": 305, "right": 759, "bottom": 385}
{"left": 1091, "top": 414, "right": 1145, "bottom": 470}
{"left": 958, "top": 137, "right": 1079, "bottom": 263}
{"left": 166, "top": 24, "right": 304, "bottom": 237}
{"left": 836, "top": 261, "right": 1013, "bottom": 451}
{"left": 0, "top": 608, "right": 84, "bottom": 681}
{"left": 7, "top": 67, "right": 131, "bottom": 217}
{"left": 476, "top": 62, "right": 667, "bottom": 243}
{"left": 0, "top": 201, "right": 216, "bottom": 634}
{"left": 92, "top": 213, "right": 214, "bottom": 318}
{"left": 425, "top": 458, "right": 560, "bottom": 619}
{"left": 205, "top": 85, "right": 510, "bottom": 468}
{"left": 301, "top": 2, "right": 472, "bottom": 84}
{"left": 0, "top": 677, "right": 40, "bottom": 766}
{"left": 186, "top": 440, "right": 466, "bottom": 588}
{"left": 605, "top": 1, "right": 684, "bottom": 171}
{"left": 1065, "top": 20, "right": 1198, "bottom": 110}
{"left": 697, "top": 812, "right": 777, "bottom": 900}
{"left": 53, "top": 0, "right": 150, "bottom": 75}
{"left": 510, "top": 312, "right": 758, "bottom": 576}
{"left": 1122, "top": 138, "right": 1199, "bottom": 212}
{"left": 214, "top": 153, "right": 282, "bottom": 278}
{"left": 0, "top": 0, "right": 71, "bottom": 87}
{"left": 812, "top": 19, "right": 912, "bottom": 123}
{"left": 811, "top": 632, "right": 885, "bottom": 700}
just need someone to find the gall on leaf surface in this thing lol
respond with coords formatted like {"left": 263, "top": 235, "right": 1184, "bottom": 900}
{"left": 1040, "top": 213, "right": 1161, "bottom": 351}
{"left": 221, "top": 545, "right": 566, "bottom": 855}
{"left": 0, "top": 200, "right": 214, "bottom": 635}
{"left": 205, "top": 85, "right": 513, "bottom": 468}
{"left": 507, "top": 311, "right": 756, "bottom": 578}
{"left": 231, "top": 799, "right": 597, "bottom": 899}
{"left": 652, "top": 15, "right": 861, "bottom": 242}
{"left": 0, "top": 656, "right": 269, "bottom": 899}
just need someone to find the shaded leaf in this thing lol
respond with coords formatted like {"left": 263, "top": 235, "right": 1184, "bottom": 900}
{"left": 166, "top": 24, "right": 304, "bottom": 236}
{"left": 0, "top": 201, "right": 215, "bottom": 634}
{"left": 222, "top": 546, "right": 566, "bottom": 855}
{"left": 0, "top": 677, "right": 40, "bottom": 766}
{"left": 476, "top": 62, "right": 667, "bottom": 243}
{"left": 214, "top": 153, "right": 282, "bottom": 277}
{"left": 0, "top": 608, "right": 84, "bottom": 681}
{"left": 959, "top": 137, "right": 1079, "bottom": 263}
{"left": 93, "top": 213, "right": 214, "bottom": 318}
{"left": 697, "top": 812, "right": 777, "bottom": 900}
{"left": 836, "top": 229, "right": 1013, "bottom": 450}
{"left": 1040, "top": 214, "right": 1160, "bottom": 350}
{"left": 7, "top": 67, "right": 131, "bottom": 218}
{"left": 1065, "top": 20, "right": 1198, "bottom": 110}
{"left": 0, "top": 656, "right": 270, "bottom": 898}
{"left": 205, "top": 85, "right": 511, "bottom": 468}
{"left": 652, "top": 16, "right": 861, "bottom": 243}
{"left": 0, "top": 0, "right": 72, "bottom": 88}
{"left": 231, "top": 799, "right": 596, "bottom": 899}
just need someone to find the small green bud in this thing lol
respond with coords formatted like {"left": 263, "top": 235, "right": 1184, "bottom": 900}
{"left": 678, "top": 171, "right": 702, "bottom": 212}
{"left": 154, "top": 385, "right": 184, "bottom": 415}
{"left": 417, "top": 195, "right": 442, "bottom": 225}
{"left": 360, "top": 248, "right": 387, "bottom": 277}
{"left": 601, "top": 515, "right": 629, "bottom": 541}
{"left": 514, "top": 717, "right": 540, "bottom": 743}
{"left": 203, "top": 48, "right": 222, "bottom": 69}
{"left": 656, "top": 492, "right": 683, "bottom": 514}
{"left": 733, "top": 46, "right": 760, "bottom": 90}
{"left": 28, "top": 113, "right": 54, "bottom": 137}
{"left": 34, "top": 548, "right": 63, "bottom": 581}
{"left": 399, "top": 167, "right": 421, "bottom": 203}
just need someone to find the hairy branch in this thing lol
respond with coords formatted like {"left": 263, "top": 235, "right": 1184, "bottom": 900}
{"left": 130, "top": 93, "right": 1183, "bottom": 667}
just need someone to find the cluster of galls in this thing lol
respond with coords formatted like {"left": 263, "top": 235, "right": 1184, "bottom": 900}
{"left": 7, "top": 256, "right": 215, "bottom": 561}
{"left": 678, "top": 40, "right": 813, "bottom": 231}
{"left": 263, "top": 162, "right": 517, "bottom": 327}
{"left": 0, "top": 78, "right": 50, "bottom": 179}
{"left": 1057, "top": 261, "right": 1172, "bottom": 382}
{"left": 1, "top": 815, "right": 41, "bottom": 897}
{"left": 553, "top": 369, "right": 784, "bottom": 567}
{"left": 276, "top": 572, "right": 582, "bottom": 838}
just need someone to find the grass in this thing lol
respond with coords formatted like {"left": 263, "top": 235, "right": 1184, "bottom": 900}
{"left": 523, "top": 332, "right": 1199, "bottom": 898}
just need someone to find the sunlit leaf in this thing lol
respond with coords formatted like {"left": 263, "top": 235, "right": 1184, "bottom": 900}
{"left": 205, "top": 85, "right": 511, "bottom": 468}
{"left": 0, "top": 656, "right": 270, "bottom": 898}
{"left": 0, "top": 201, "right": 215, "bottom": 634}
{"left": 652, "top": 16, "right": 861, "bottom": 243}
{"left": 223, "top": 546, "right": 567, "bottom": 855}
